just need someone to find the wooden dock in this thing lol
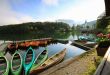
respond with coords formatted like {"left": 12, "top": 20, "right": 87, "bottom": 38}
{"left": 94, "top": 47, "right": 110, "bottom": 75}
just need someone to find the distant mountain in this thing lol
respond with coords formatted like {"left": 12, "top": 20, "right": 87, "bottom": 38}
{"left": 81, "top": 20, "right": 96, "bottom": 26}
{"left": 80, "top": 20, "right": 97, "bottom": 30}
{"left": 87, "top": 20, "right": 96, "bottom": 25}
{"left": 56, "top": 19, "right": 74, "bottom": 27}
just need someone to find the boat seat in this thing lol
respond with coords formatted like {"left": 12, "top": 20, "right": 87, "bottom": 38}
{"left": 12, "top": 65, "right": 20, "bottom": 70}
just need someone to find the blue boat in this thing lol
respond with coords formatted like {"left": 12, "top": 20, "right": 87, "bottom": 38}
{"left": 23, "top": 47, "right": 35, "bottom": 75}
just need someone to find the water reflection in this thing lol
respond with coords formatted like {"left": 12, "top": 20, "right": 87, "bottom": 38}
{"left": 3, "top": 40, "right": 85, "bottom": 61}
{"left": 0, "top": 31, "right": 96, "bottom": 61}
{"left": 0, "top": 31, "right": 70, "bottom": 41}
{"left": 0, "top": 30, "right": 97, "bottom": 42}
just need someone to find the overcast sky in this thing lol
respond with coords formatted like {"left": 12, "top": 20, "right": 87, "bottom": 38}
{"left": 0, "top": 0, "right": 105, "bottom": 25}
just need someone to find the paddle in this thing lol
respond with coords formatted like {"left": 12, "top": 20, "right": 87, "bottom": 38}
{"left": 23, "top": 47, "right": 35, "bottom": 75}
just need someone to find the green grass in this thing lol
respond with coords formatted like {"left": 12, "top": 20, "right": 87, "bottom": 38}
{"left": 82, "top": 50, "right": 103, "bottom": 75}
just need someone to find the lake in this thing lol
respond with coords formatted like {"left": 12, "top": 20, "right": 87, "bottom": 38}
{"left": 0, "top": 32, "right": 96, "bottom": 60}
{"left": 0, "top": 32, "right": 96, "bottom": 74}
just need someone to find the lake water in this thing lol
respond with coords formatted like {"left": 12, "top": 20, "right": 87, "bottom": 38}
{"left": 29, "top": 41, "right": 86, "bottom": 60}
{"left": 0, "top": 40, "right": 86, "bottom": 61}
{"left": 0, "top": 32, "right": 96, "bottom": 60}
{"left": 0, "top": 32, "right": 95, "bottom": 74}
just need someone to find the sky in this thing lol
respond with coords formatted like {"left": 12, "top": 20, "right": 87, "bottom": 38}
{"left": 0, "top": 0, "right": 105, "bottom": 26}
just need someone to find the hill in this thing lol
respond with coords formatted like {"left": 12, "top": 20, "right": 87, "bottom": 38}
{"left": 56, "top": 19, "right": 74, "bottom": 27}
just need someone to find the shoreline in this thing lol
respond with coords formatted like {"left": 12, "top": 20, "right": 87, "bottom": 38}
{"left": 38, "top": 48, "right": 102, "bottom": 75}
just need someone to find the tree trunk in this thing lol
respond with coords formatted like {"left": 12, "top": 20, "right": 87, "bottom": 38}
{"left": 104, "top": 0, "right": 110, "bottom": 16}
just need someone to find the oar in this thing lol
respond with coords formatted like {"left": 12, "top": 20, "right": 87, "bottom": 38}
{"left": 23, "top": 47, "right": 35, "bottom": 75}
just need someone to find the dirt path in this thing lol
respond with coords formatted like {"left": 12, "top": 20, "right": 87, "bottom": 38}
{"left": 39, "top": 49, "right": 101, "bottom": 75}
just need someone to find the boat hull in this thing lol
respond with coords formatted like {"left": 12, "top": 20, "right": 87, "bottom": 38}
{"left": 11, "top": 51, "right": 23, "bottom": 75}
{"left": 0, "top": 56, "right": 9, "bottom": 75}
{"left": 30, "top": 48, "right": 48, "bottom": 74}
{"left": 30, "top": 48, "right": 66, "bottom": 74}
{"left": 23, "top": 47, "right": 35, "bottom": 75}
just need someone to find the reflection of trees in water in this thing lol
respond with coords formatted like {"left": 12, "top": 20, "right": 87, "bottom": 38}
{"left": 71, "top": 30, "right": 96, "bottom": 41}
{"left": 0, "top": 22, "right": 71, "bottom": 40}
{"left": 0, "top": 31, "right": 70, "bottom": 41}
{"left": 71, "top": 30, "right": 81, "bottom": 40}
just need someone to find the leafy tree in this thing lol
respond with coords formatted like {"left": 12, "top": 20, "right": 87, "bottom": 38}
{"left": 96, "top": 16, "right": 108, "bottom": 30}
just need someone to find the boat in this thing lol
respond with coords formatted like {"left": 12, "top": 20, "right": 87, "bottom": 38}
{"left": 17, "top": 38, "right": 52, "bottom": 49}
{"left": 30, "top": 48, "right": 66, "bottom": 74}
{"left": 39, "top": 38, "right": 52, "bottom": 41}
{"left": 30, "top": 48, "right": 48, "bottom": 74}
{"left": 23, "top": 47, "right": 35, "bottom": 75}
{"left": 11, "top": 51, "right": 23, "bottom": 75}
{"left": 7, "top": 43, "right": 18, "bottom": 50}
{"left": 18, "top": 41, "right": 40, "bottom": 49}
{"left": 29, "top": 41, "right": 40, "bottom": 47}
{"left": 0, "top": 56, "right": 9, "bottom": 75}
{"left": 0, "top": 51, "right": 5, "bottom": 57}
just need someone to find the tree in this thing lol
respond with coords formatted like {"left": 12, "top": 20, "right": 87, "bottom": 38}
{"left": 96, "top": 17, "right": 108, "bottom": 30}
{"left": 104, "top": 0, "right": 110, "bottom": 16}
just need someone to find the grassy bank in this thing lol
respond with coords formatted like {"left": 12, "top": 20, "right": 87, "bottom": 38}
{"left": 39, "top": 48, "right": 103, "bottom": 75}
{"left": 81, "top": 49, "right": 103, "bottom": 75}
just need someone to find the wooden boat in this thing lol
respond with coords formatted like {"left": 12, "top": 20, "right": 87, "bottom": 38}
{"left": 29, "top": 41, "right": 40, "bottom": 46}
{"left": 39, "top": 38, "right": 52, "bottom": 42}
{"left": 30, "top": 48, "right": 48, "bottom": 74}
{"left": 11, "top": 51, "right": 23, "bottom": 75}
{"left": 30, "top": 48, "right": 66, "bottom": 74}
{"left": 17, "top": 38, "right": 52, "bottom": 48}
{"left": 23, "top": 47, "right": 35, "bottom": 75}
{"left": 7, "top": 43, "right": 18, "bottom": 50}
{"left": 18, "top": 41, "right": 40, "bottom": 48}
{"left": 0, "top": 56, "right": 9, "bottom": 75}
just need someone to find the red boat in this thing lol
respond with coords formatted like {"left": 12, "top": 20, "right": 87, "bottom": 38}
{"left": 8, "top": 38, "right": 52, "bottom": 50}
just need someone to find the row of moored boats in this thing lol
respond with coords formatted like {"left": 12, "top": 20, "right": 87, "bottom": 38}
{"left": 0, "top": 47, "right": 66, "bottom": 75}
{"left": 7, "top": 38, "right": 52, "bottom": 50}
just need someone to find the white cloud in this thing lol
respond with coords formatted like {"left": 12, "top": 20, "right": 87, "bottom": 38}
{"left": 46, "top": 0, "right": 105, "bottom": 23}
{"left": 67, "top": 0, "right": 104, "bottom": 22}
{"left": 0, "top": 0, "right": 36, "bottom": 26}
{"left": 18, "top": 15, "right": 36, "bottom": 22}
{"left": 0, "top": 0, "right": 105, "bottom": 25}
{"left": 42, "top": 0, "right": 59, "bottom": 6}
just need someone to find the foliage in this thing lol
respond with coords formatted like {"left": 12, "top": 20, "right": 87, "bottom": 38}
{"left": 96, "top": 16, "right": 110, "bottom": 33}
{"left": 96, "top": 17, "right": 109, "bottom": 32}
{"left": 0, "top": 22, "right": 71, "bottom": 40}
{"left": 96, "top": 33, "right": 110, "bottom": 42}
{"left": 96, "top": 33, "right": 110, "bottom": 47}
{"left": 0, "top": 22, "right": 70, "bottom": 34}
{"left": 71, "top": 25, "right": 75, "bottom": 30}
